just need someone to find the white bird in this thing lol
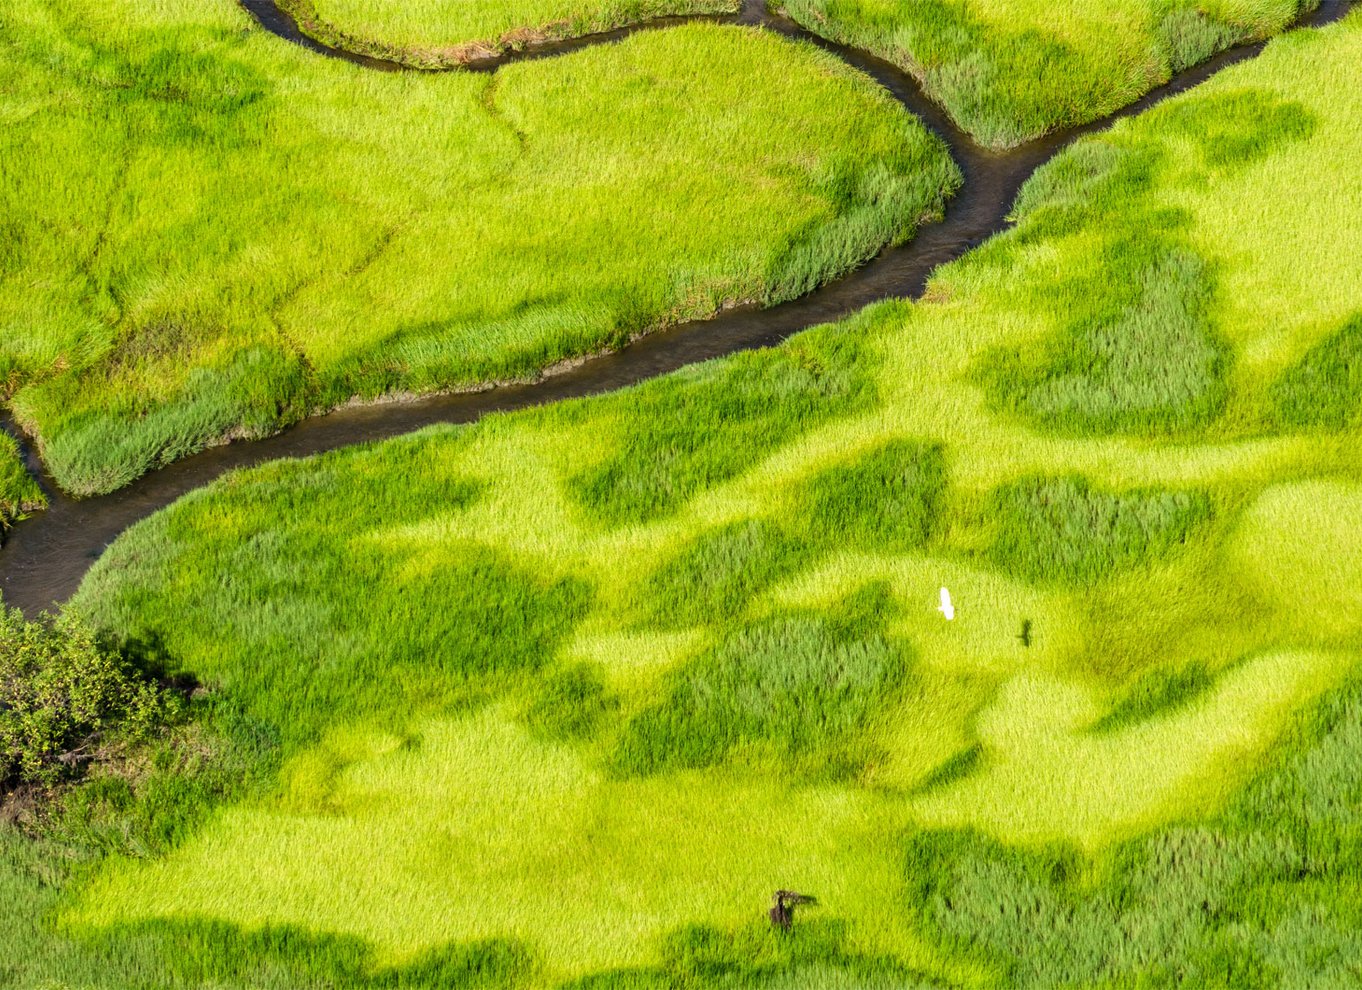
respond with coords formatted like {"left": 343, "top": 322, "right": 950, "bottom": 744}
{"left": 938, "top": 586, "right": 955, "bottom": 621}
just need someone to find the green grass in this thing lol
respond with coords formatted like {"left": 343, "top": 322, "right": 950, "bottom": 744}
{"left": 283, "top": 0, "right": 739, "bottom": 66}
{"left": 1271, "top": 311, "right": 1362, "bottom": 429}
{"left": 0, "top": 430, "right": 44, "bottom": 526}
{"left": 780, "top": 0, "right": 1315, "bottom": 148}
{"left": 983, "top": 473, "right": 1215, "bottom": 585}
{"left": 9, "top": 7, "right": 1362, "bottom": 989}
{"left": 0, "top": 0, "right": 957, "bottom": 498}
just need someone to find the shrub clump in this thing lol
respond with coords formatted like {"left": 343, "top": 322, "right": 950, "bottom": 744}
{"left": 1, "top": 605, "right": 176, "bottom": 790}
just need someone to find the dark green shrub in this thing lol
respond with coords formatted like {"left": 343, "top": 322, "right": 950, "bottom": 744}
{"left": 0, "top": 605, "right": 174, "bottom": 789}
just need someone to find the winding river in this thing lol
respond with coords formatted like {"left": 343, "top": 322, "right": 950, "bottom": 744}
{"left": 0, "top": 0, "right": 1350, "bottom": 615}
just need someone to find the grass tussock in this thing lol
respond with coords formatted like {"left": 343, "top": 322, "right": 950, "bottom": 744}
{"left": 0, "top": 431, "right": 44, "bottom": 527}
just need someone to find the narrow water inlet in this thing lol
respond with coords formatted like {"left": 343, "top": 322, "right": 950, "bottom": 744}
{"left": 0, "top": 0, "right": 1350, "bottom": 615}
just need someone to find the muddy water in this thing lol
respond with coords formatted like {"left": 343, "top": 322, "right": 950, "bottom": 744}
{"left": 0, "top": 0, "right": 1350, "bottom": 614}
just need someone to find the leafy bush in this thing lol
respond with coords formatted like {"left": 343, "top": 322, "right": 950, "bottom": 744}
{"left": 0, "top": 605, "right": 173, "bottom": 789}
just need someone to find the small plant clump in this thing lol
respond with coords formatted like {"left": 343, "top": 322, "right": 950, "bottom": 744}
{"left": 0, "top": 605, "right": 177, "bottom": 792}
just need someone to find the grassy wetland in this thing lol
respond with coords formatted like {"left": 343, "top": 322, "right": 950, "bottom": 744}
{"left": 0, "top": 0, "right": 957, "bottom": 499}
{"left": 4, "top": 6, "right": 1362, "bottom": 987}
{"left": 279, "top": 0, "right": 739, "bottom": 66}
{"left": 781, "top": 0, "right": 1320, "bottom": 148}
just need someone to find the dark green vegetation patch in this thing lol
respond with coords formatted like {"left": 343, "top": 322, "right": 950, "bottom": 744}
{"left": 977, "top": 242, "right": 1230, "bottom": 436}
{"left": 642, "top": 518, "right": 808, "bottom": 629}
{"left": 1152, "top": 88, "right": 1318, "bottom": 171}
{"left": 1091, "top": 660, "right": 1217, "bottom": 733}
{"left": 570, "top": 322, "right": 880, "bottom": 525}
{"left": 561, "top": 919, "right": 937, "bottom": 989}
{"left": 81, "top": 434, "right": 588, "bottom": 756}
{"left": 985, "top": 474, "right": 1215, "bottom": 585}
{"left": 1271, "top": 312, "right": 1362, "bottom": 430}
{"left": 614, "top": 585, "right": 908, "bottom": 779}
{"left": 0, "top": 430, "right": 43, "bottom": 527}
{"left": 801, "top": 438, "right": 947, "bottom": 551}
{"left": 981, "top": 87, "right": 1319, "bottom": 439}
{"left": 522, "top": 664, "right": 617, "bottom": 742}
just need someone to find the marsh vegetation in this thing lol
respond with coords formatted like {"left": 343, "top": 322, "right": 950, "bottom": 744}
{"left": 5, "top": 1, "right": 1362, "bottom": 988}
{"left": 0, "top": 0, "right": 956, "bottom": 497}
{"left": 3, "top": 8, "right": 1361, "bottom": 987}
{"left": 782, "top": 0, "right": 1318, "bottom": 147}
{"left": 279, "top": 0, "right": 739, "bottom": 65}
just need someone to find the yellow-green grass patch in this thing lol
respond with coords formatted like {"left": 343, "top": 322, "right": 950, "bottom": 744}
{"left": 1, "top": 0, "right": 958, "bottom": 496}
{"left": 780, "top": 0, "right": 1313, "bottom": 148}
{"left": 284, "top": 0, "right": 738, "bottom": 66}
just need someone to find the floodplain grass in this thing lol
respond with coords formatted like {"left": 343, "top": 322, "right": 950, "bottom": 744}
{"left": 284, "top": 0, "right": 738, "bottom": 66}
{"left": 779, "top": 0, "right": 1315, "bottom": 148}
{"left": 0, "top": 0, "right": 958, "bottom": 498}
{"left": 10, "top": 7, "right": 1362, "bottom": 989}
